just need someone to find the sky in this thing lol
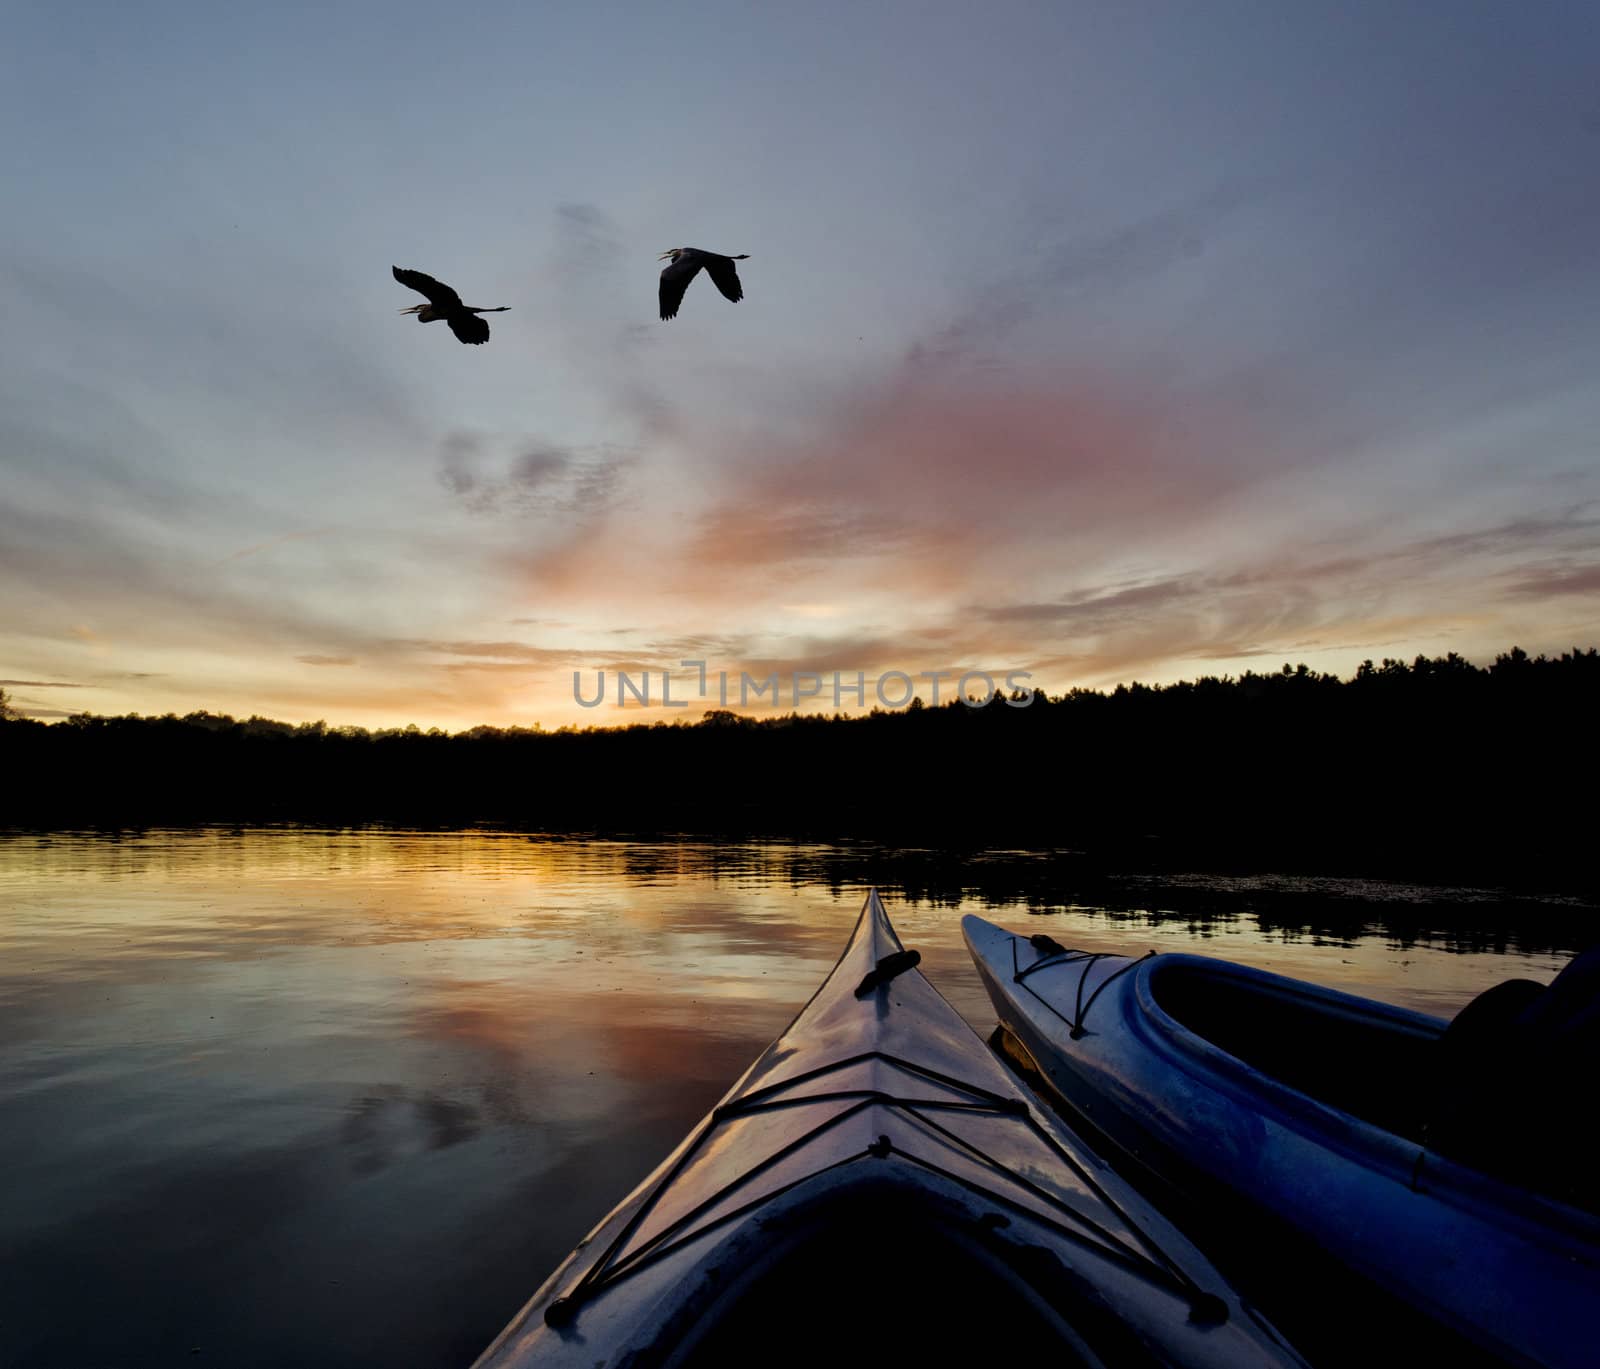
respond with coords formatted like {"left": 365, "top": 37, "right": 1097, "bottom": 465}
{"left": 2, "top": 0, "right": 1599, "bottom": 728}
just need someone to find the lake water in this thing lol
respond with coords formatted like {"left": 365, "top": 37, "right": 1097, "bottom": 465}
{"left": 1, "top": 829, "right": 1592, "bottom": 1368}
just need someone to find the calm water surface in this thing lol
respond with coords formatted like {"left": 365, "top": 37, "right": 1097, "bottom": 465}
{"left": 1, "top": 829, "right": 1591, "bottom": 1367}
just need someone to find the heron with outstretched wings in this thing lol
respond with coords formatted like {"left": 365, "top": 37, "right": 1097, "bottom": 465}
{"left": 392, "top": 266, "right": 509, "bottom": 345}
{"left": 658, "top": 248, "right": 749, "bottom": 321}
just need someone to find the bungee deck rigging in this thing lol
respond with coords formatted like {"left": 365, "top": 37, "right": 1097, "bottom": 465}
{"left": 1010, "top": 938, "right": 1157, "bottom": 1039}
{"left": 546, "top": 1041, "right": 1223, "bottom": 1328}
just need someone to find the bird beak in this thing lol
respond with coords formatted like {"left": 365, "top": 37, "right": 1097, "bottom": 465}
{"left": 658, "top": 251, "right": 673, "bottom": 261}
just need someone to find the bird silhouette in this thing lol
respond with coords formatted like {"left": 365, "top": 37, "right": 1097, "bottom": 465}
{"left": 658, "top": 248, "right": 749, "bottom": 321}
{"left": 392, "top": 266, "right": 509, "bottom": 345}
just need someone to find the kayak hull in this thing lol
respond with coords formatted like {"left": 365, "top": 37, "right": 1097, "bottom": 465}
{"left": 962, "top": 916, "right": 1600, "bottom": 1369}
{"left": 474, "top": 894, "right": 1307, "bottom": 1368}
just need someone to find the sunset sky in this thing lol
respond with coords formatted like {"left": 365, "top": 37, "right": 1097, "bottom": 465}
{"left": 3, "top": 0, "right": 1598, "bottom": 728}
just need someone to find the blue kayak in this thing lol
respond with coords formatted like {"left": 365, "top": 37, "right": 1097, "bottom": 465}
{"left": 962, "top": 916, "right": 1600, "bottom": 1369}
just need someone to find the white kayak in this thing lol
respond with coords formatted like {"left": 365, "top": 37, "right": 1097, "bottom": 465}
{"left": 473, "top": 891, "right": 1307, "bottom": 1369}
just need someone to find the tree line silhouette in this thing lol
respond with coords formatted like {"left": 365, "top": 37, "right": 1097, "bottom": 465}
{"left": 2, "top": 646, "right": 1595, "bottom": 886}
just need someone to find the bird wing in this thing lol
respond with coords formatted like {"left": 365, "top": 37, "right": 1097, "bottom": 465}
{"left": 392, "top": 266, "right": 462, "bottom": 310}
{"left": 659, "top": 256, "right": 704, "bottom": 320}
{"left": 448, "top": 313, "right": 491, "bottom": 345}
{"left": 703, "top": 254, "right": 744, "bottom": 304}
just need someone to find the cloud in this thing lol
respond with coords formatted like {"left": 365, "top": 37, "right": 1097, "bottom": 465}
{"left": 1218, "top": 506, "right": 1600, "bottom": 596}
{"left": 438, "top": 432, "right": 482, "bottom": 497}
{"left": 220, "top": 529, "right": 337, "bottom": 565}
{"left": 638, "top": 631, "right": 756, "bottom": 660}
{"left": 436, "top": 431, "right": 633, "bottom": 520}
{"left": 911, "top": 179, "right": 1267, "bottom": 369}
{"left": 683, "top": 505, "right": 924, "bottom": 574}
{"left": 954, "top": 504, "right": 1600, "bottom": 687}
{"left": 516, "top": 348, "right": 1277, "bottom": 620}
{"left": 1502, "top": 563, "right": 1600, "bottom": 599}
{"left": 0, "top": 247, "right": 422, "bottom": 452}
{"left": 541, "top": 497, "right": 1594, "bottom": 708}
{"left": 0, "top": 678, "right": 86, "bottom": 687}
{"left": 392, "top": 639, "right": 588, "bottom": 666}
{"left": 0, "top": 501, "right": 502, "bottom": 734}
{"left": 551, "top": 203, "right": 625, "bottom": 277}
{"left": 541, "top": 204, "right": 678, "bottom": 440}
{"left": 984, "top": 579, "right": 1197, "bottom": 628}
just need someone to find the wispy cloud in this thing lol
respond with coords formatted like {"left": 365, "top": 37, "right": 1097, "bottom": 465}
{"left": 436, "top": 431, "right": 633, "bottom": 520}
{"left": 0, "top": 678, "right": 86, "bottom": 687}
{"left": 984, "top": 579, "right": 1197, "bottom": 627}
{"left": 910, "top": 178, "right": 1272, "bottom": 370}
{"left": 551, "top": 202, "right": 626, "bottom": 278}
{"left": 391, "top": 639, "right": 587, "bottom": 665}
{"left": 543, "top": 203, "right": 675, "bottom": 438}
{"left": 1502, "top": 563, "right": 1600, "bottom": 599}
{"left": 219, "top": 529, "right": 338, "bottom": 565}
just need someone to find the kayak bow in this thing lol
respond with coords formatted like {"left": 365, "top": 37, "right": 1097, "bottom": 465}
{"left": 473, "top": 892, "right": 1305, "bottom": 1368}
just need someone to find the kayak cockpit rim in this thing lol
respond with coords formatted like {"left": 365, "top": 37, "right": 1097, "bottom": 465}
{"left": 982, "top": 923, "right": 1600, "bottom": 1247}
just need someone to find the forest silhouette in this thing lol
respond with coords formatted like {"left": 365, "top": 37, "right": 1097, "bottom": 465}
{"left": 3, "top": 646, "right": 1594, "bottom": 886}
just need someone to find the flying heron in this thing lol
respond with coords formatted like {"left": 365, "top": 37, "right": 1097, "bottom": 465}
{"left": 392, "top": 266, "right": 509, "bottom": 345}
{"left": 658, "top": 248, "right": 749, "bottom": 321}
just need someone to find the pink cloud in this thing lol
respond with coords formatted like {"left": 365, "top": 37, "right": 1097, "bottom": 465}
{"left": 514, "top": 356, "right": 1279, "bottom": 621}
